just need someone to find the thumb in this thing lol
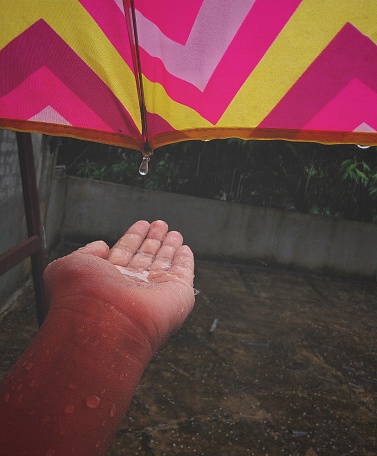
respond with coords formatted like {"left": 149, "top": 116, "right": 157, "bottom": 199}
{"left": 76, "top": 240, "right": 110, "bottom": 259}
{"left": 43, "top": 241, "right": 110, "bottom": 304}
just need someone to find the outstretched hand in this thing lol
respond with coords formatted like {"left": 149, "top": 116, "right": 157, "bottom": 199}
{"left": 0, "top": 221, "right": 195, "bottom": 456}
{"left": 44, "top": 220, "right": 195, "bottom": 354}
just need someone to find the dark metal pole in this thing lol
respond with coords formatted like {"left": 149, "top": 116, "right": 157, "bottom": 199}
{"left": 16, "top": 132, "right": 48, "bottom": 326}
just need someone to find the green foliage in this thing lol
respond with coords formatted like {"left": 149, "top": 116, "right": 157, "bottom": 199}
{"left": 57, "top": 138, "right": 377, "bottom": 223}
{"left": 341, "top": 158, "right": 377, "bottom": 193}
{"left": 77, "top": 159, "right": 107, "bottom": 180}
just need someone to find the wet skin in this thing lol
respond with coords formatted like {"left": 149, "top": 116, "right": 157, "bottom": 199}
{"left": 0, "top": 220, "right": 195, "bottom": 456}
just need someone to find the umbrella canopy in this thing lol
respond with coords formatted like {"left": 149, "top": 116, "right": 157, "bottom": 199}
{"left": 1, "top": 0, "right": 377, "bottom": 152}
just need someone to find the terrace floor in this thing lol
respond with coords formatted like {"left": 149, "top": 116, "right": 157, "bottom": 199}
{"left": 1, "top": 248, "right": 376, "bottom": 455}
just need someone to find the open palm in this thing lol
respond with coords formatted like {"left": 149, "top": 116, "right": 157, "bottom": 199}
{"left": 44, "top": 220, "right": 195, "bottom": 353}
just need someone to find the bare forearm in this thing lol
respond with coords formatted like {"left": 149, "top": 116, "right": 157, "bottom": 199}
{"left": 0, "top": 297, "right": 152, "bottom": 456}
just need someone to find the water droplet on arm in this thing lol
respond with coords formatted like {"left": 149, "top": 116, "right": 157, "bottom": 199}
{"left": 86, "top": 395, "right": 101, "bottom": 409}
{"left": 64, "top": 404, "right": 75, "bottom": 414}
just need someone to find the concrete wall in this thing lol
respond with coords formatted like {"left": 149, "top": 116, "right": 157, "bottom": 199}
{"left": 0, "top": 130, "right": 30, "bottom": 307}
{"left": 0, "top": 130, "right": 60, "bottom": 309}
{"left": 62, "top": 177, "right": 377, "bottom": 279}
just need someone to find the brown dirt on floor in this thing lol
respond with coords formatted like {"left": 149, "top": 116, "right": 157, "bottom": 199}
{"left": 0, "top": 249, "right": 376, "bottom": 456}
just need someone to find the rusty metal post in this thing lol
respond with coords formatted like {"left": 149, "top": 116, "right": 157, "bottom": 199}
{"left": 16, "top": 132, "right": 48, "bottom": 326}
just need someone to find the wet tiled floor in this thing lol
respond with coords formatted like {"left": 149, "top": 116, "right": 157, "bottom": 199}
{"left": 1, "top": 254, "right": 376, "bottom": 455}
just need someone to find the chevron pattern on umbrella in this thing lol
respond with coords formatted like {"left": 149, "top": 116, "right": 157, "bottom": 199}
{"left": 1, "top": 0, "right": 377, "bottom": 150}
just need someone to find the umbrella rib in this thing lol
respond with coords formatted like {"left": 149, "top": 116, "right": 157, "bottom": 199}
{"left": 124, "top": 0, "right": 152, "bottom": 156}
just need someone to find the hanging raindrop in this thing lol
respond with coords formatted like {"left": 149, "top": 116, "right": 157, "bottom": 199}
{"left": 357, "top": 145, "right": 370, "bottom": 149}
{"left": 139, "top": 156, "right": 150, "bottom": 176}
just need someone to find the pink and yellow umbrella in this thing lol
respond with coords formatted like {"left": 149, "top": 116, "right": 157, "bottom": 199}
{"left": 1, "top": 0, "right": 377, "bottom": 156}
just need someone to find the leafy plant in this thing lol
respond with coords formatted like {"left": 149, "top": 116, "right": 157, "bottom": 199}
{"left": 341, "top": 158, "right": 377, "bottom": 194}
{"left": 77, "top": 159, "right": 107, "bottom": 180}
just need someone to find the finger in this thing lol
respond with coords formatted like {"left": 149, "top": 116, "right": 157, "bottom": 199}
{"left": 76, "top": 240, "right": 109, "bottom": 259}
{"left": 149, "top": 231, "right": 183, "bottom": 271}
{"left": 107, "top": 220, "right": 150, "bottom": 265}
{"left": 127, "top": 220, "right": 169, "bottom": 269}
{"left": 169, "top": 245, "right": 195, "bottom": 285}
